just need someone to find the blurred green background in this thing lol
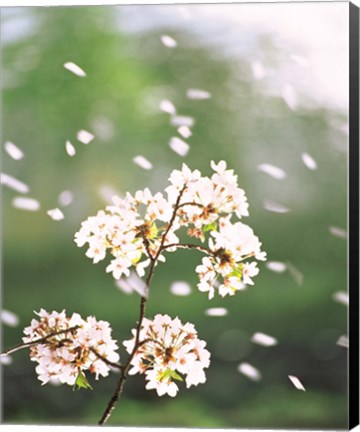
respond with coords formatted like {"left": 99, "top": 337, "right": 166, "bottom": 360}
{"left": 1, "top": 4, "right": 348, "bottom": 428}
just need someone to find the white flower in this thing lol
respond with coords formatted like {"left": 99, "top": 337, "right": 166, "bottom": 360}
{"left": 23, "top": 310, "right": 119, "bottom": 388}
{"left": 106, "top": 257, "right": 132, "bottom": 279}
{"left": 242, "top": 262, "right": 259, "bottom": 285}
{"left": 123, "top": 314, "right": 210, "bottom": 397}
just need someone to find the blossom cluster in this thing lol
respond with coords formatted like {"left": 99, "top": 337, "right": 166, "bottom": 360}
{"left": 123, "top": 314, "right": 210, "bottom": 397}
{"left": 23, "top": 309, "right": 119, "bottom": 387}
{"left": 75, "top": 161, "right": 266, "bottom": 297}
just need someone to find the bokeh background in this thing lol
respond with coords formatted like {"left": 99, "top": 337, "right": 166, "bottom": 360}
{"left": 1, "top": 3, "right": 349, "bottom": 428}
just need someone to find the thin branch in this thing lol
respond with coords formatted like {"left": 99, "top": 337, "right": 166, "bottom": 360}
{"left": 1, "top": 326, "right": 80, "bottom": 357}
{"left": 177, "top": 202, "right": 203, "bottom": 210}
{"left": 89, "top": 348, "right": 123, "bottom": 370}
{"left": 98, "top": 187, "right": 186, "bottom": 426}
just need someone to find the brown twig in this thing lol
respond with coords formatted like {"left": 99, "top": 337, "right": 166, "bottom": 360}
{"left": 98, "top": 187, "right": 186, "bottom": 426}
{"left": 89, "top": 348, "right": 123, "bottom": 370}
{"left": 1, "top": 326, "right": 80, "bottom": 357}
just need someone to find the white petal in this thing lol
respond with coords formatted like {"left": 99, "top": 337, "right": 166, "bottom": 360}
{"left": 133, "top": 155, "right": 153, "bottom": 170}
{"left": 65, "top": 140, "right": 76, "bottom": 157}
{"left": 1, "top": 310, "right": 19, "bottom": 327}
{"left": 170, "top": 281, "right": 192, "bottom": 296}
{"left": 258, "top": 164, "right": 286, "bottom": 180}
{"left": 288, "top": 375, "right": 306, "bottom": 391}
{"left": 76, "top": 130, "right": 94, "bottom": 145}
{"left": 266, "top": 261, "right": 287, "bottom": 273}
{"left": 160, "top": 35, "right": 177, "bottom": 48}
{"left": 205, "top": 307, "right": 228, "bottom": 317}
{"left": 4, "top": 141, "right": 24, "bottom": 160}
{"left": 332, "top": 291, "right": 348, "bottom": 306}
{"left": 64, "top": 62, "right": 86, "bottom": 77}
{"left": 159, "top": 99, "right": 176, "bottom": 115}
{"left": 301, "top": 153, "right": 317, "bottom": 170}
{"left": 238, "top": 362, "right": 261, "bottom": 381}
{"left": 169, "top": 137, "right": 189, "bottom": 157}
{"left": 58, "top": 190, "right": 74, "bottom": 207}
{"left": 329, "top": 226, "right": 347, "bottom": 239}
{"left": 1, "top": 173, "right": 29, "bottom": 194}
{"left": 170, "top": 115, "right": 194, "bottom": 128}
{"left": 0, "top": 355, "right": 13, "bottom": 365}
{"left": 263, "top": 199, "right": 290, "bottom": 213}
{"left": 47, "top": 208, "right": 64, "bottom": 221}
{"left": 177, "top": 126, "right": 192, "bottom": 139}
{"left": 12, "top": 196, "right": 40, "bottom": 211}
{"left": 336, "top": 335, "right": 349, "bottom": 348}
{"left": 251, "top": 332, "right": 278, "bottom": 347}
{"left": 186, "top": 88, "right": 211, "bottom": 100}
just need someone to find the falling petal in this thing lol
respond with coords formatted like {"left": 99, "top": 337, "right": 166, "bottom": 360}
{"left": 98, "top": 184, "right": 121, "bottom": 204}
{"left": 266, "top": 261, "right": 287, "bottom": 273}
{"left": 258, "top": 163, "right": 286, "bottom": 180}
{"left": 47, "top": 208, "right": 64, "bottom": 221}
{"left": 332, "top": 291, "right": 349, "bottom": 306}
{"left": 1, "top": 310, "right": 19, "bottom": 327}
{"left": 58, "top": 190, "right": 74, "bottom": 207}
{"left": 64, "top": 62, "right": 86, "bottom": 77}
{"left": 288, "top": 375, "right": 306, "bottom": 391}
{"left": 0, "top": 355, "right": 13, "bottom": 366}
{"left": 170, "top": 281, "right": 192, "bottom": 296}
{"left": 290, "top": 54, "right": 310, "bottom": 68}
{"left": 287, "top": 262, "right": 303, "bottom": 286}
{"left": 282, "top": 84, "right": 298, "bottom": 111}
{"left": 1, "top": 173, "right": 29, "bottom": 194}
{"left": 337, "top": 335, "right": 349, "bottom": 348}
{"left": 4, "top": 141, "right": 24, "bottom": 160}
{"left": 329, "top": 226, "right": 347, "bottom": 239}
{"left": 115, "top": 278, "right": 133, "bottom": 295}
{"left": 65, "top": 140, "right": 76, "bottom": 157}
{"left": 251, "top": 332, "right": 278, "bottom": 347}
{"left": 76, "top": 130, "right": 94, "bottom": 145}
{"left": 301, "top": 153, "right": 317, "bottom": 170}
{"left": 133, "top": 155, "right": 153, "bottom": 170}
{"left": 238, "top": 363, "right": 262, "bottom": 381}
{"left": 170, "top": 115, "right": 195, "bottom": 128}
{"left": 251, "top": 60, "right": 266, "bottom": 80}
{"left": 12, "top": 196, "right": 40, "bottom": 211}
{"left": 160, "top": 35, "right": 177, "bottom": 48}
{"left": 263, "top": 200, "right": 290, "bottom": 213}
{"left": 177, "top": 126, "right": 192, "bottom": 139}
{"left": 205, "top": 307, "right": 228, "bottom": 317}
{"left": 160, "top": 100, "right": 176, "bottom": 115}
{"left": 128, "top": 272, "right": 148, "bottom": 297}
{"left": 186, "top": 88, "right": 211, "bottom": 100}
{"left": 169, "top": 137, "right": 189, "bottom": 157}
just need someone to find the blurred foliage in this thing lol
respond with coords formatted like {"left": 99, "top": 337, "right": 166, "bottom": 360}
{"left": 2, "top": 5, "right": 348, "bottom": 428}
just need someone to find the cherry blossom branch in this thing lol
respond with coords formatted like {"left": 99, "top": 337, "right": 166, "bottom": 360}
{"left": 98, "top": 187, "right": 186, "bottom": 426}
{"left": 89, "top": 348, "right": 123, "bottom": 370}
{"left": 177, "top": 202, "right": 204, "bottom": 210}
{"left": 1, "top": 326, "right": 80, "bottom": 356}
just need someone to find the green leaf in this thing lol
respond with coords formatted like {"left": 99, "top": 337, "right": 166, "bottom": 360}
{"left": 149, "top": 223, "right": 158, "bottom": 239}
{"left": 73, "top": 371, "right": 93, "bottom": 391}
{"left": 203, "top": 222, "right": 217, "bottom": 232}
{"left": 170, "top": 370, "right": 184, "bottom": 382}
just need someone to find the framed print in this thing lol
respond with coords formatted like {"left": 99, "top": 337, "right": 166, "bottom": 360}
{"left": 1, "top": 1, "right": 359, "bottom": 430}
